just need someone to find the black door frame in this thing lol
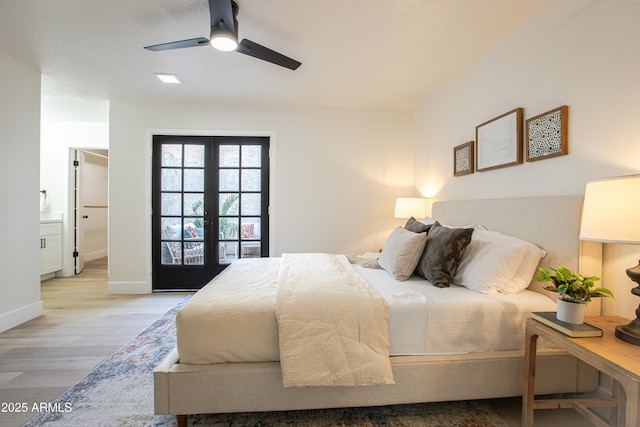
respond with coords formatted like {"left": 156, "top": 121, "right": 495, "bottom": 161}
{"left": 151, "top": 135, "right": 270, "bottom": 291}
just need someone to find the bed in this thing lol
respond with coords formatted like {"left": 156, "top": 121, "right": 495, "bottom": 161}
{"left": 154, "top": 195, "right": 602, "bottom": 425}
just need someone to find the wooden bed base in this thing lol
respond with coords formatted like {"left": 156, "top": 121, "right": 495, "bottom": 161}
{"left": 154, "top": 195, "right": 603, "bottom": 421}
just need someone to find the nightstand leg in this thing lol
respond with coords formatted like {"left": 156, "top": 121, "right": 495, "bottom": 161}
{"left": 522, "top": 327, "right": 539, "bottom": 427}
{"left": 623, "top": 381, "right": 640, "bottom": 427}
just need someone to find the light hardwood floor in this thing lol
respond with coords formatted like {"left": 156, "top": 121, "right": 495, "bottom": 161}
{"left": 0, "top": 258, "right": 188, "bottom": 427}
{"left": 0, "top": 258, "right": 597, "bottom": 427}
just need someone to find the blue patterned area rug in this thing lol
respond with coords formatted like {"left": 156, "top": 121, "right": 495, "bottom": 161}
{"left": 24, "top": 296, "right": 508, "bottom": 427}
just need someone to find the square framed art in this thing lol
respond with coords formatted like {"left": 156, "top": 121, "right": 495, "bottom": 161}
{"left": 526, "top": 105, "right": 568, "bottom": 162}
{"left": 475, "top": 108, "right": 523, "bottom": 172}
{"left": 454, "top": 141, "right": 474, "bottom": 177}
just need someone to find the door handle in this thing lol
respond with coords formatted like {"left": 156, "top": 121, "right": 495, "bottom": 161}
{"left": 82, "top": 215, "right": 89, "bottom": 219}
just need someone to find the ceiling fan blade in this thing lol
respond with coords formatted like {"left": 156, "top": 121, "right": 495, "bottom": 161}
{"left": 208, "top": 0, "right": 237, "bottom": 34}
{"left": 236, "top": 39, "right": 301, "bottom": 70}
{"left": 144, "top": 37, "right": 210, "bottom": 52}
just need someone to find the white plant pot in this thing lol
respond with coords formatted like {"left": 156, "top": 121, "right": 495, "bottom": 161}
{"left": 556, "top": 299, "right": 585, "bottom": 324}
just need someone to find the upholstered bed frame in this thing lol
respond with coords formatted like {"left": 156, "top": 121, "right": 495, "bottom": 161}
{"left": 154, "top": 195, "right": 601, "bottom": 424}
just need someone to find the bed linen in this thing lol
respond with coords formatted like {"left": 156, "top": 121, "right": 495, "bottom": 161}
{"left": 176, "top": 256, "right": 556, "bottom": 365}
{"left": 276, "top": 253, "right": 394, "bottom": 387}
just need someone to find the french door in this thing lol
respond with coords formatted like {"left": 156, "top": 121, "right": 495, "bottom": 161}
{"left": 152, "top": 135, "right": 270, "bottom": 291}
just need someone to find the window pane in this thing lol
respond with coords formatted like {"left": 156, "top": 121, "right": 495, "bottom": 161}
{"left": 220, "top": 169, "right": 239, "bottom": 191}
{"left": 241, "top": 193, "right": 261, "bottom": 216}
{"left": 161, "top": 168, "right": 182, "bottom": 191}
{"left": 241, "top": 242, "right": 261, "bottom": 258}
{"left": 183, "top": 242, "right": 203, "bottom": 265}
{"left": 241, "top": 169, "right": 261, "bottom": 191}
{"left": 242, "top": 145, "right": 261, "bottom": 167}
{"left": 162, "top": 242, "right": 181, "bottom": 264}
{"left": 186, "top": 218, "right": 205, "bottom": 239}
{"left": 220, "top": 242, "right": 238, "bottom": 264}
{"left": 184, "top": 193, "right": 203, "bottom": 216}
{"left": 220, "top": 145, "right": 239, "bottom": 167}
{"left": 161, "top": 193, "right": 181, "bottom": 216}
{"left": 162, "top": 144, "right": 182, "bottom": 167}
{"left": 184, "top": 145, "right": 204, "bottom": 167}
{"left": 219, "top": 217, "right": 238, "bottom": 239}
{"left": 184, "top": 169, "right": 204, "bottom": 192}
{"left": 240, "top": 217, "right": 261, "bottom": 240}
{"left": 219, "top": 193, "right": 239, "bottom": 216}
{"left": 161, "top": 217, "right": 182, "bottom": 239}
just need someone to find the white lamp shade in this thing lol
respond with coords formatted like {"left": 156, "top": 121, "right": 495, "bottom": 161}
{"left": 394, "top": 197, "right": 430, "bottom": 219}
{"left": 579, "top": 174, "right": 640, "bottom": 244}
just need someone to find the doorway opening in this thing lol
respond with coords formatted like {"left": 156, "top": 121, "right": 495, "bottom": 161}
{"left": 72, "top": 149, "right": 109, "bottom": 275}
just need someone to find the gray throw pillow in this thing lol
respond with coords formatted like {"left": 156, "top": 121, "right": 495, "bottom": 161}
{"left": 415, "top": 222, "right": 474, "bottom": 288}
{"left": 378, "top": 227, "right": 428, "bottom": 281}
{"left": 404, "top": 217, "right": 432, "bottom": 234}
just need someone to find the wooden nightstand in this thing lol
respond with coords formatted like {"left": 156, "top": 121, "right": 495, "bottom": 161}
{"left": 523, "top": 316, "right": 640, "bottom": 427}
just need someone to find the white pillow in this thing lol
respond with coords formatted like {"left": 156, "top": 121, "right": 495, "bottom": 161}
{"left": 495, "top": 232, "right": 546, "bottom": 295}
{"left": 378, "top": 227, "right": 428, "bottom": 281}
{"left": 452, "top": 229, "right": 545, "bottom": 295}
{"left": 452, "top": 229, "right": 529, "bottom": 294}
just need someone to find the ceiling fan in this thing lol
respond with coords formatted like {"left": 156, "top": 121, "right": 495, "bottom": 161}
{"left": 144, "top": 0, "right": 301, "bottom": 70}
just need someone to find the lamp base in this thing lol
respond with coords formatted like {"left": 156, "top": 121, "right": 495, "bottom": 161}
{"left": 615, "top": 317, "right": 640, "bottom": 346}
{"left": 615, "top": 261, "right": 640, "bottom": 346}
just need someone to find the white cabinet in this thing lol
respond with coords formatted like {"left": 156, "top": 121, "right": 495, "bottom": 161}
{"left": 41, "top": 221, "right": 62, "bottom": 276}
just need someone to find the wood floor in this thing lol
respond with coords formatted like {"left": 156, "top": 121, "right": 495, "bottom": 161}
{"left": 0, "top": 258, "right": 188, "bottom": 427}
{"left": 0, "top": 257, "right": 597, "bottom": 427}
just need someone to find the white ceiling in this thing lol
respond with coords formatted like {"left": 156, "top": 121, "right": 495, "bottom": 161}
{"left": 0, "top": 0, "right": 550, "bottom": 118}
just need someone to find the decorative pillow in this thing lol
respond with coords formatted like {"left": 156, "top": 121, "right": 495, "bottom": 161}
{"left": 415, "top": 222, "right": 474, "bottom": 288}
{"left": 404, "top": 217, "right": 432, "bottom": 234}
{"left": 184, "top": 223, "right": 198, "bottom": 238}
{"left": 164, "top": 224, "right": 182, "bottom": 240}
{"left": 378, "top": 227, "right": 428, "bottom": 281}
{"left": 452, "top": 229, "right": 530, "bottom": 294}
{"left": 241, "top": 223, "right": 254, "bottom": 239}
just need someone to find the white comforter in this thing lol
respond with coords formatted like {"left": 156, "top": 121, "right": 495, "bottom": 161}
{"left": 175, "top": 256, "right": 556, "bottom": 364}
{"left": 275, "top": 253, "right": 394, "bottom": 387}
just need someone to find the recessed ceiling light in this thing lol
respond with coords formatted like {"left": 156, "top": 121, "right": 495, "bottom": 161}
{"left": 155, "top": 73, "right": 181, "bottom": 84}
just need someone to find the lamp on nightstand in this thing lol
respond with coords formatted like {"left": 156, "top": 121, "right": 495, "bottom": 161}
{"left": 394, "top": 197, "right": 430, "bottom": 219}
{"left": 579, "top": 174, "right": 640, "bottom": 346}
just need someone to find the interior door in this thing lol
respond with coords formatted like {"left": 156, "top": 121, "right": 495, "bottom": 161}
{"left": 151, "top": 135, "right": 269, "bottom": 291}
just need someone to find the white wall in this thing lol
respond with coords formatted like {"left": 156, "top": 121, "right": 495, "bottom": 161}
{"left": 40, "top": 122, "right": 109, "bottom": 276}
{"left": 109, "top": 101, "right": 414, "bottom": 293}
{"left": 413, "top": 0, "right": 640, "bottom": 317}
{"left": 0, "top": 52, "right": 43, "bottom": 331}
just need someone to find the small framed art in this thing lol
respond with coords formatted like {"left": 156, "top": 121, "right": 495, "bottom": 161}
{"left": 454, "top": 141, "right": 474, "bottom": 177}
{"left": 526, "top": 105, "right": 568, "bottom": 162}
{"left": 476, "top": 108, "right": 523, "bottom": 172}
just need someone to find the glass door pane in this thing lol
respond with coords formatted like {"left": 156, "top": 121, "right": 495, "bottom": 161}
{"left": 159, "top": 143, "right": 205, "bottom": 266}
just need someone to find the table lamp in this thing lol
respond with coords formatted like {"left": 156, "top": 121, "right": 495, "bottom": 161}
{"left": 394, "top": 197, "right": 430, "bottom": 219}
{"left": 579, "top": 174, "right": 640, "bottom": 345}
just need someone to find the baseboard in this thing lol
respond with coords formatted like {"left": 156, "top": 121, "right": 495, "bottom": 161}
{"left": 85, "top": 249, "right": 108, "bottom": 262}
{"left": 0, "top": 300, "right": 44, "bottom": 333}
{"left": 108, "top": 281, "right": 151, "bottom": 294}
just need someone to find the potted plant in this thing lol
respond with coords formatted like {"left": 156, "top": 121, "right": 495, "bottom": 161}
{"left": 534, "top": 265, "right": 614, "bottom": 324}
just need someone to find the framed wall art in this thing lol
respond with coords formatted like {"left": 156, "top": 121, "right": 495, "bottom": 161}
{"left": 475, "top": 108, "right": 523, "bottom": 172}
{"left": 453, "top": 141, "right": 474, "bottom": 177}
{"left": 526, "top": 105, "right": 568, "bottom": 162}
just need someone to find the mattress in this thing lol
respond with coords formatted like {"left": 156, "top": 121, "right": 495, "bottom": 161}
{"left": 176, "top": 257, "right": 556, "bottom": 364}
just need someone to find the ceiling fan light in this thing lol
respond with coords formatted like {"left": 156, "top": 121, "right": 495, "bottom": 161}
{"left": 210, "top": 20, "right": 238, "bottom": 51}
{"left": 210, "top": 34, "right": 238, "bottom": 51}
